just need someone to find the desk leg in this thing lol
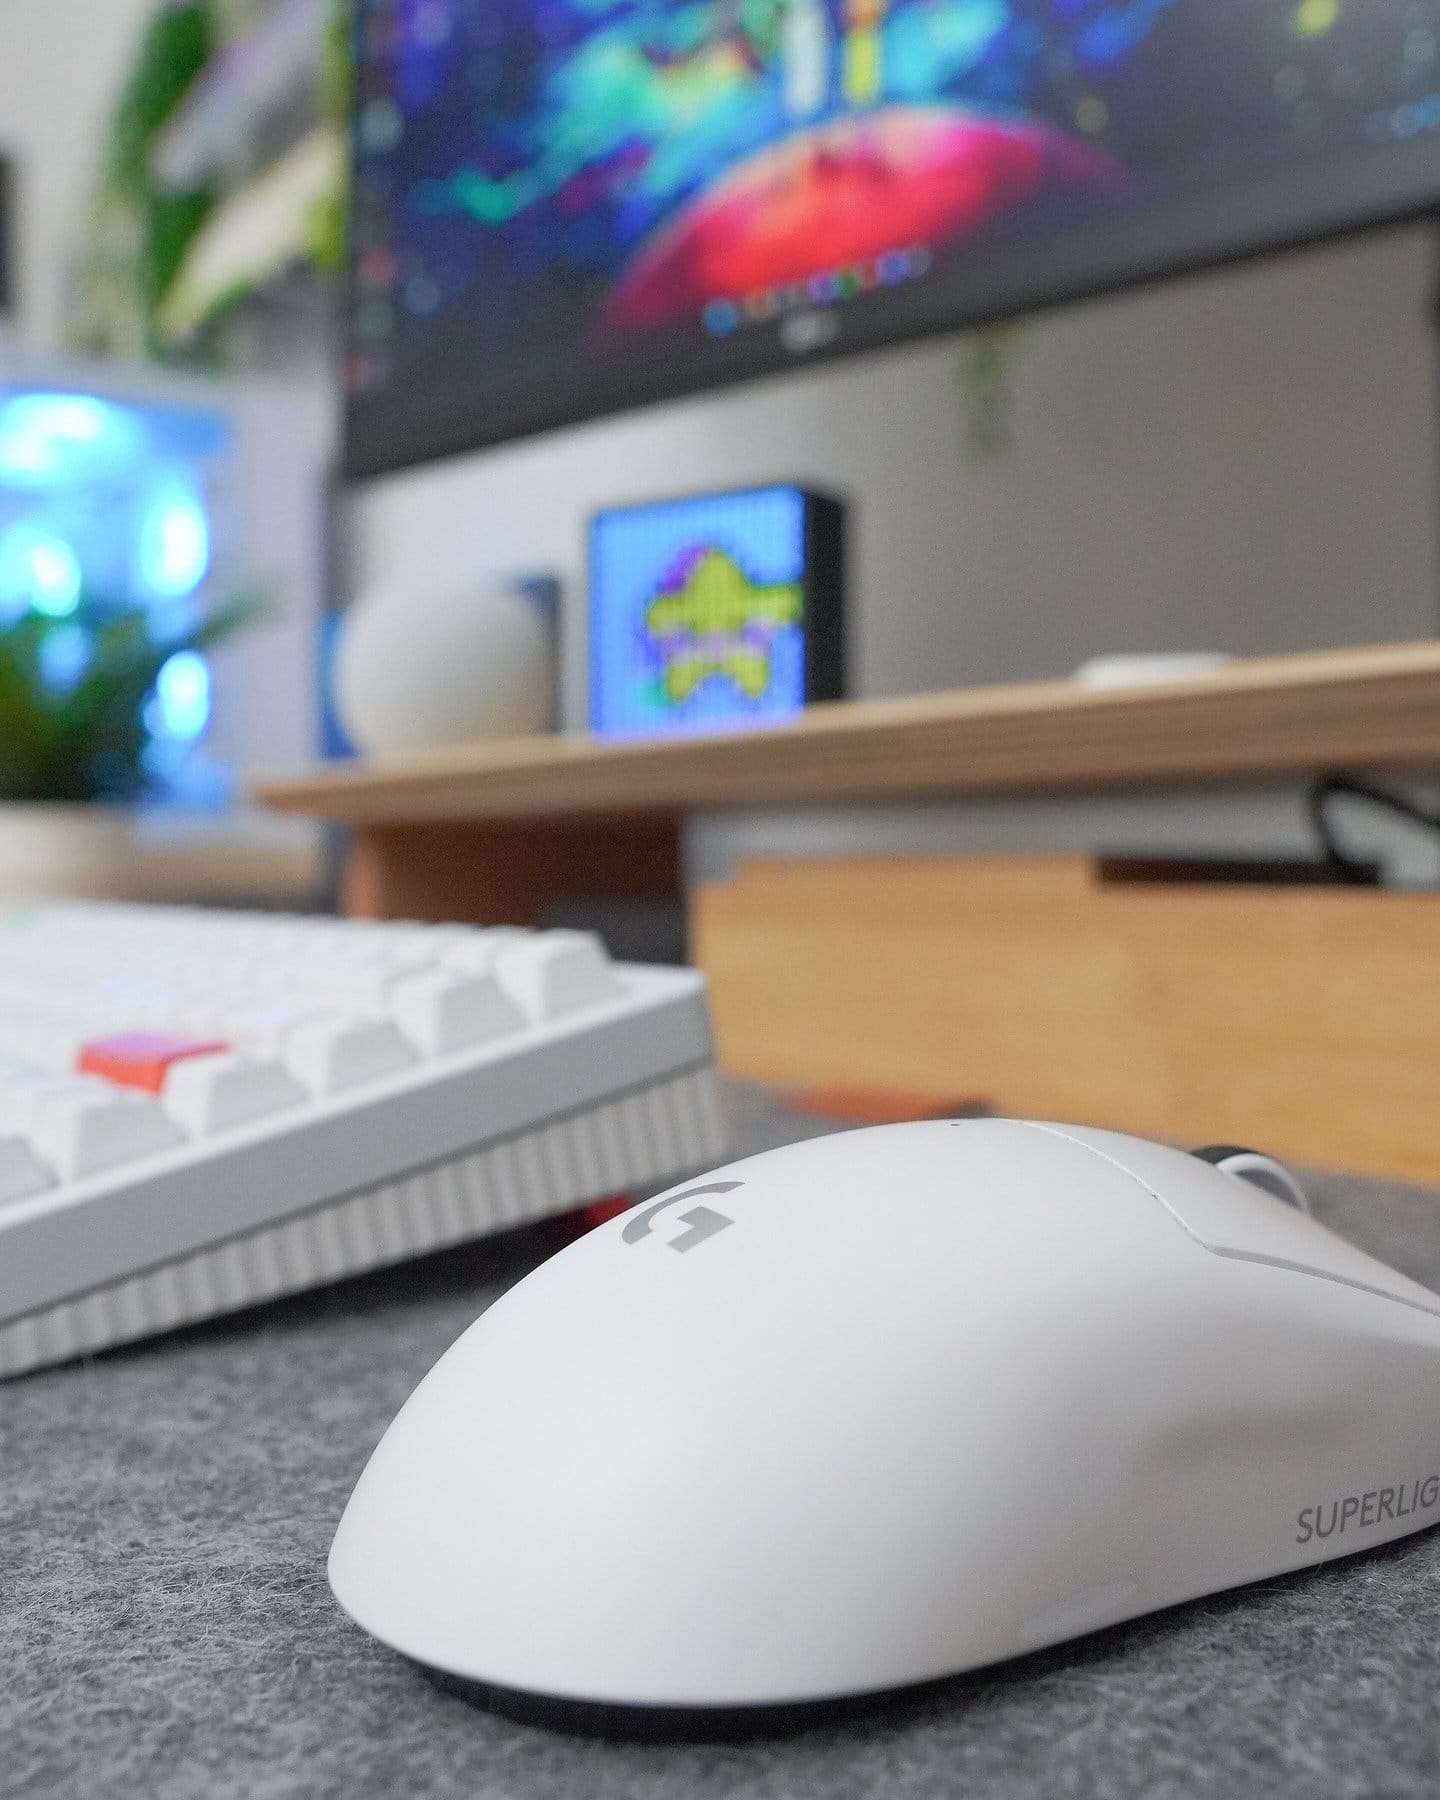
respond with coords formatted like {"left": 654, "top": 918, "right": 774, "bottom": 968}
{"left": 341, "top": 816, "right": 682, "bottom": 926}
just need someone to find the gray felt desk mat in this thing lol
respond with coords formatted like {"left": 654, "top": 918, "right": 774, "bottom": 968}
{"left": 6, "top": 1083, "right": 1440, "bottom": 1800}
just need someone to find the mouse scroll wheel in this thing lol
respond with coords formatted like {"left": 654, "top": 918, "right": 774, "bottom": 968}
{"left": 1190, "top": 1145, "right": 1311, "bottom": 1215}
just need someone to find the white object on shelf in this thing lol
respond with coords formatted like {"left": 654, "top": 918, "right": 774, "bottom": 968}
{"left": 1071, "top": 652, "right": 1234, "bottom": 689}
{"left": 0, "top": 805, "right": 133, "bottom": 905}
{"left": 0, "top": 802, "right": 322, "bottom": 907}
{"left": 333, "top": 580, "right": 558, "bottom": 756}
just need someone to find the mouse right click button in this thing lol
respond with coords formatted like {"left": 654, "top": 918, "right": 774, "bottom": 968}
{"left": 1064, "top": 1126, "right": 1440, "bottom": 1313}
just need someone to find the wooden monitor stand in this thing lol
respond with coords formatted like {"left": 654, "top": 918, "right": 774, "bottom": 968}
{"left": 338, "top": 814, "right": 681, "bottom": 926}
{"left": 257, "top": 640, "right": 1440, "bottom": 926}
{"left": 255, "top": 641, "right": 1440, "bottom": 1178}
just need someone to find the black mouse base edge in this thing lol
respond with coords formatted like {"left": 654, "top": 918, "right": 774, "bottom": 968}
{"left": 418, "top": 1660, "right": 956, "bottom": 1741}
{"left": 408, "top": 1529, "right": 1440, "bottom": 1743}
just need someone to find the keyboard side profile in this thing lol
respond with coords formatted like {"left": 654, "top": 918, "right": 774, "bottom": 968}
{"left": 0, "top": 905, "right": 723, "bottom": 1378}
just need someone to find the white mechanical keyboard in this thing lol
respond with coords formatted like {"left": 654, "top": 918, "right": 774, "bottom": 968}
{"left": 0, "top": 902, "right": 722, "bottom": 1379}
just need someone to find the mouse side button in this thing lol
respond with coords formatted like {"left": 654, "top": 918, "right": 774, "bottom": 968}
{"left": 1040, "top": 1125, "right": 1440, "bottom": 1315}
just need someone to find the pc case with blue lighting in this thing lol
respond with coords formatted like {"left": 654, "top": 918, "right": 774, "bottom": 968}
{"left": 588, "top": 484, "right": 845, "bottom": 740}
{"left": 0, "top": 381, "right": 232, "bottom": 786}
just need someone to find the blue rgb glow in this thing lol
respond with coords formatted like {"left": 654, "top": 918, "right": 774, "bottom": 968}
{"left": 0, "top": 526, "right": 83, "bottom": 618}
{"left": 0, "top": 392, "right": 146, "bottom": 487}
{"left": 151, "top": 650, "right": 212, "bottom": 741}
{"left": 138, "top": 484, "right": 210, "bottom": 599}
{"left": 27, "top": 539, "right": 83, "bottom": 617}
{"left": 0, "top": 384, "right": 230, "bottom": 792}
{"left": 37, "top": 624, "right": 91, "bottom": 693}
{"left": 0, "top": 385, "right": 225, "bottom": 616}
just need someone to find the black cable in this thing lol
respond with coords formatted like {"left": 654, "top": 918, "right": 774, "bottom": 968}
{"left": 1307, "top": 774, "right": 1440, "bottom": 884}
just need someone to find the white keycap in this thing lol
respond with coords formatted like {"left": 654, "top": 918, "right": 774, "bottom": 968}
{"left": 369, "top": 925, "right": 450, "bottom": 962}
{"left": 0, "top": 1135, "right": 52, "bottom": 1204}
{"left": 0, "top": 1015, "right": 89, "bottom": 1071}
{"left": 25, "top": 1084, "right": 185, "bottom": 1182}
{"left": 321, "top": 961, "right": 433, "bottom": 1013}
{"left": 495, "top": 932, "right": 620, "bottom": 1022}
{"left": 206, "top": 1003, "right": 333, "bottom": 1057}
{"left": 96, "top": 976, "right": 178, "bottom": 1017}
{"left": 406, "top": 925, "right": 486, "bottom": 955}
{"left": 389, "top": 970, "right": 525, "bottom": 1056}
{"left": 441, "top": 929, "right": 534, "bottom": 975}
{"left": 282, "top": 1015, "right": 419, "bottom": 1095}
{"left": 0, "top": 1070, "right": 84, "bottom": 1131}
{"left": 162, "top": 1052, "right": 307, "bottom": 1136}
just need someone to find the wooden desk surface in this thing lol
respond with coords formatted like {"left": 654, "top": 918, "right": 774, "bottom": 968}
{"left": 255, "top": 641, "right": 1440, "bottom": 826}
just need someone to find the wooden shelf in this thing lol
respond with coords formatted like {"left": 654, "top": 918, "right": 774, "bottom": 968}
{"left": 255, "top": 641, "right": 1440, "bottom": 826}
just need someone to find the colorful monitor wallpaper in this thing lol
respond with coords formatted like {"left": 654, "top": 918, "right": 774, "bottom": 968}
{"left": 590, "top": 486, "right": 809, "bottom": 737}
{"left": 347, "top": 0, "right": 1440, "bottom": 467}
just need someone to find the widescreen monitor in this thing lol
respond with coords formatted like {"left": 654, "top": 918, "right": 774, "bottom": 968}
{"left": 346, "top": 0, "right": 1440, "bottom": 477}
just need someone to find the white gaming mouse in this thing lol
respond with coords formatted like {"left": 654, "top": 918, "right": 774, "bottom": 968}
{"left": 328, "top": 1120, "right": 1440, "bottom": 1729}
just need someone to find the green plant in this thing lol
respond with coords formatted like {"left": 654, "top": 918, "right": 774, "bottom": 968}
{"left": 0, "top": 591, "right": 262, "bottom": 804}
{"left": 68, "top": 0, "right": 354, "bottom": 362}
{"left": 953, "top": 322, "right": 1026, "bottom": 460}
{"left": 308, "top": 0, "right": 355, "bottom": 276}
{"left": 68, "top": 2, "right": 216, "bottom": 360}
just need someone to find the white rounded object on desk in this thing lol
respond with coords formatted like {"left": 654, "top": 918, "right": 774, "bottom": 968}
{"left": 1071, "top": 651, "right": 1233, "bottom": 689}
{"left": 329, "top": 1119, "right": 1440, "bottom": 1727}
{"left": 333, "top": 581, "right": 555, "bottom": 754}
{"left": 0, "top": 803, "right": 133, "bottom": 904}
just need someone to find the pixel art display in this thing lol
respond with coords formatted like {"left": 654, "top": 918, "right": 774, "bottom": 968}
{"left": 590, "top": 486, "right": 836, "bottom": 737}
{"left": 347, "top": 0, "right": 1440, "bottom": 471}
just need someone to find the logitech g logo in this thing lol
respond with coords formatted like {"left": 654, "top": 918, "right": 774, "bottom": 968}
{"left": 622, "top": 1182, "right": 741, "bottom": 1254}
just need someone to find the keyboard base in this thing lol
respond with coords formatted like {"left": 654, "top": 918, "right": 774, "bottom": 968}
{"left": 0, "top": 1065, "right": 723, "bottom": 1379}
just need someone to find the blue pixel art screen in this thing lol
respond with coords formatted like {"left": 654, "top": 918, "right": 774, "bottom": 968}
{"left": 347, "top": 0, "right": 1440, "bottom": 473}
{"left": 590, "top": 486, "right": 810, "bottom": 738}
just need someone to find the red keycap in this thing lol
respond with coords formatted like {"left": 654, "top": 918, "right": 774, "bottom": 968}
{"left": 77, "top": 1032, "right": 230, "bottom": 1094}
{"left": 554, "top": 1193, "right": 634, "bottom": 1242}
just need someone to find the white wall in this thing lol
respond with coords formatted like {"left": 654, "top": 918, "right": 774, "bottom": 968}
{"left": 352, "top": 225, "right": 1439, "bottom": 721}
{"left": 0, "top": 0, "right": 159, "bottom": 350}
